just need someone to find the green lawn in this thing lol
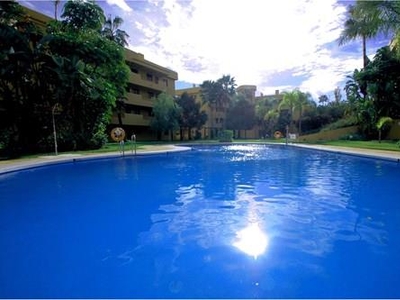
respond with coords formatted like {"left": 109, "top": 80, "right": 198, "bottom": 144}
{"left": 2, "top": 138, "right": 399, "bottom": 161}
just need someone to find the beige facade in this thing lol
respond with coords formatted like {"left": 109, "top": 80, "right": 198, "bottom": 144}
{"left": 110, "top": 49, "right": 178, "bottom": 139}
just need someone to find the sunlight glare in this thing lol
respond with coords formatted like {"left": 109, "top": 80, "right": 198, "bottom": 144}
{"left": 233, "top": 223, "right": 269, "bottom": 259}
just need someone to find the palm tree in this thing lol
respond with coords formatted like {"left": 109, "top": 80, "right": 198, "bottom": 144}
{"left": 376, "top": 116, "right": 393, "bottom": 142}
{"left": 354, "top": 1, "right": 400, "bottom": 34}
{"left": 296, "top": 91, "right": 314, "bottom": 135}
{"left": 338, "top": 5, "right": 377, "bottom": 68}
{"left": 279, "top": 90, "right": 299, "bottom": 132}
{"left": 200, "top": 80, "right": 218, "bottom": 138}
{"left": 54, "top": 0, "right": 60, "bottom": 20}
{"left": 102, "top": 15, "right": 129, "bottom": 47}
{"left": 200, "top": 75, "right": 236, "bottom": 138}
{"left": 339, "top": 1, "right": 400, "bottom": 67}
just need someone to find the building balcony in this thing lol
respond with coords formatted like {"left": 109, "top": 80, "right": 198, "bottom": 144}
{"left": 126, "top": 93, "right": 154, "bottom": 108}
{"left": 111, "top": 113, "right": 152, "bottom": 126}
{"left": 128, "top": 73, "right": 167, "bottom": 93}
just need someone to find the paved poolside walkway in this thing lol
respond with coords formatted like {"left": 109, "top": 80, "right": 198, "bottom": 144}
{"left": 290, "top": 143, "right": 400, "bottom": 162}
{"left": 0, "top": 143, "right": 399, "bottom": 175}
{"left": 0, "top": 145, "right": 191, "bottom": 174}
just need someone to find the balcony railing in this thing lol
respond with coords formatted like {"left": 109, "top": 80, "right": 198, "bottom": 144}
{"left": 126, "top": 93, "right": 154, "bottom": 107}
{"left": 111, "top": 113, "right": 152, "bottom": 126}
{"left": 128, "top": 73, "right": 166, "bottom": 92}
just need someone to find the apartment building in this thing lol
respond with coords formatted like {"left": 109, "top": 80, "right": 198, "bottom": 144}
{"left": 175, "top": 85, "right": 216, "bottom": 139}
{"left": 21, "top": 6, "right": 178, "bottom": 140}
{"left": 111, "top": 50, "right": 178, "bottom": 139}
{"left": 176, "top": 85, "right": 261, "bottom": 139}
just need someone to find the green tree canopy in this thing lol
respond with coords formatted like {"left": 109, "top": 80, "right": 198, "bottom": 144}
{"left": 345, "top": 45, "right": 400, "bottom": 138}
{"left": 176, "top": 92, "right": 207, "bottom": 140}
{"left": 0, "top": 0, "right": 129, "bottom": 156}
{"left": 101, "top": 15, "right": 129, "bottom": 47}
{"left": 151, "top": 92, "right": 181, "bottom": 141}
{"left": 61, "top": 0, "right": 105, "bottom": 31}
{"left": 200, "top": 74, "right": 236, "bottom": 138}
{"left": 225, "top": 94, "right": 255, "bottom": 138}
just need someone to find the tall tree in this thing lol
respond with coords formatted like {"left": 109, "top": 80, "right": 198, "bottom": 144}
{"left": 200, "top": 74, "right": 236, "bottom": 138}
{"left": 54, "top": 0, "right": 60, "bottom": 20}
{"left": 318, "top": 95, "right": 329, "bottom": 106}
{"left": 102, "top": 15, "right": 129, "bottom": 47}
{"left": 296, "top": 91, "right": 315, "bottom": 135}
{"left": 176, "top": 92, "right": 207, "bottom": 140}
{"left": 279, "top": 90, "right": 299, "bottom": 132}
{"left": 339, "top": 1, "right": 400, "bottom": 67}
{"left": 0, "top": 0, "right": 129, "bottom": 155}
{"left": 333, "top": 87, "right": 342, "bottom": 104}
{"left": 344, "top": 71, "right": 376, "bottom": 137}
{"left": 255, "top": 96, "right": 280, "bottom": 137}
{"left": 0, "top": 1, "right": 52, "bottom": 155}
{"left": 279, "top": 89, "right": 314, "bottom": 135}
{"left": 61, "top": 0, "right": 105, "bottom": 31}
{"left": 225, "top": 94, "right": 255, "bottom": 138}
{"left": 150, "top": 92, "right": 181, "bottom": 141}
{"left": 338, "top": 4, "right": 376, "bottom": 68}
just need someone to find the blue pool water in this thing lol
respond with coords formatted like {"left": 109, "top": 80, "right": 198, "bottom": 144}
{"left": 0, "top": 144, "right": 400, "bottom": 298}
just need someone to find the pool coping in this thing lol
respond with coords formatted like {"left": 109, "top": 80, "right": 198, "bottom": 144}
{"left": 288, "top": 143, "right": 400, "bottom": 163}
{"left": 1, "top": 143, "right": 399, "bottom": 175}
{"left": 0, "top": 145, "right": 192, "bottom": 175}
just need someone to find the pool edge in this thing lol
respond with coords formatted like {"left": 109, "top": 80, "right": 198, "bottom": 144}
{"left": 0, "top": 145, "right": 192, "bottom": 175}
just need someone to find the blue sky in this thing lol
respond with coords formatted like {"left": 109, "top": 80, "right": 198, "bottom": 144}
{"left": 18, "top": 0, "right": 391, "bottom": 100}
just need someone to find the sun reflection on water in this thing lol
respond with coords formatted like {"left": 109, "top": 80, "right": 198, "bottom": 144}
{"left": 233, "top": 223, "right": 269, "bottom": 259}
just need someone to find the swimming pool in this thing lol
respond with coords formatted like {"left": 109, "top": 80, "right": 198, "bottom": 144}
{"left": 0, "top": 144, "right": 399, "bottom": 298}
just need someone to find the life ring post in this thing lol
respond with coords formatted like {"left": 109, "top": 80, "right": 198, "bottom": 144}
{"left": 111, "top": 127, "right": 126, "bottom": 156}
{"left": 274, "top": 131, "right": 282, "bottom": 139}
{"left": 131, "top": 133, "right": 137, "bottom": 155}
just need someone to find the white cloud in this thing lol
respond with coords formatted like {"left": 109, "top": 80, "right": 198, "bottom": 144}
{"left": 106, "top": 0, "right": 132, "bottom": 12}
{"left": 120, "top": 0, "right": 387, "bottom": 98}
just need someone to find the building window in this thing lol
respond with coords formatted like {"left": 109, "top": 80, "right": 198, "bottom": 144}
{"left": 163, "top": 79, "right": 168, "bottom": 87}
{"left": 155, "top": 76, "right": 159, "bottom": 84}
{"left": 148, "top": 92, "right": 155, "bottom": 99}
{"left": 132, "top": 88, "right": 140, "bottom": 95}
{"left": 146, "top": 73, "right": 153, "bottom": 81}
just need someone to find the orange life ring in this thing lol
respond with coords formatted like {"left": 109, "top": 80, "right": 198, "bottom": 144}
{"left": 274, "top": 131, "right": 282, "bottom": 139}
{"left": 111, "top": 127, "right": 125, "bottom": 142}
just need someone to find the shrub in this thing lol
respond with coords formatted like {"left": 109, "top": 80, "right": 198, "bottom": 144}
{"left": 219, "top": 130, "right": 233, "bottom": 142}
{"left": 321, "top": 116, "right": 358, "bottom": 132}
{"left": 338, "top": 133, "right": 365, "bottom": 141}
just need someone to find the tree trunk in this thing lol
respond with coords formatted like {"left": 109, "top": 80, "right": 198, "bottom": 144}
{"left": 362, "top": 35, "right": 367, "bottom": 69}
{"left": 299, "top": 118, "right": 302, "bottom": 136}
{"left": 117, "top": 113, "right": 123, "bottom": 127}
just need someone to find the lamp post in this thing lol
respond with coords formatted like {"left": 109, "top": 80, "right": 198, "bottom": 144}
{"left": 52, "top": 103, "right": 60, "bottom": 155}
{"left": 285, "top": 124, "right": 289, "bottom": 145}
